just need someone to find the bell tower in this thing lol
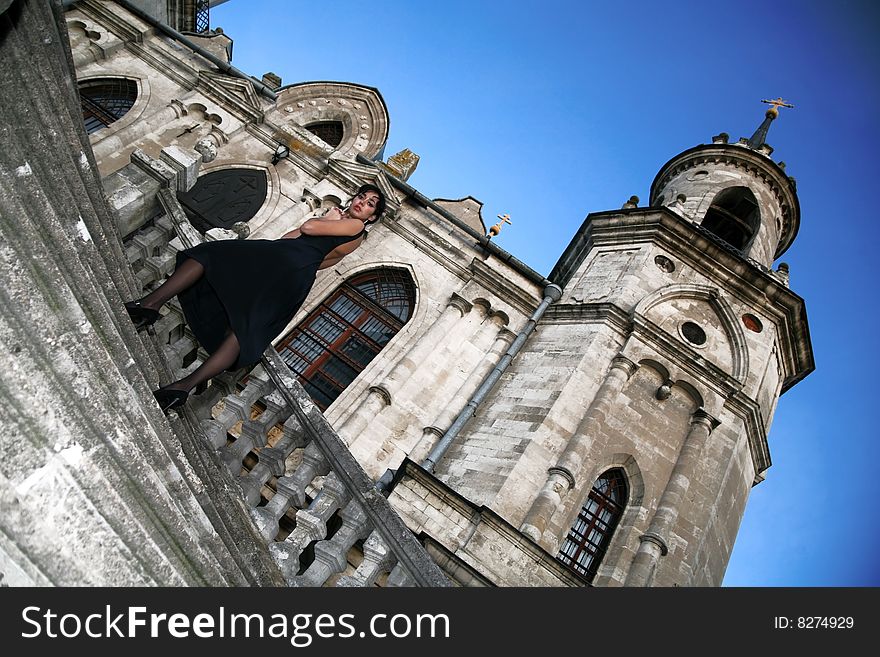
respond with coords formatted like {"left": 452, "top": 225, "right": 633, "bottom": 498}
{"left": 650, "top": 98, "right": 799, "bottom": 268}
{"left": 441, "top": 103, "right": 814, "bottom": 586}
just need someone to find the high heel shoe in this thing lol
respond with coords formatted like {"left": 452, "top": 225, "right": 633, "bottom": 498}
{"left": 125, "top": 300, "right": 161, "bottom": 330}
{"left": 153, "top": 386, "right": 189, "bottom": 413}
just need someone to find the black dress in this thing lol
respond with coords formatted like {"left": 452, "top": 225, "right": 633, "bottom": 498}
{"left": 176, "top": 229, "right": 364, "bottom": 369}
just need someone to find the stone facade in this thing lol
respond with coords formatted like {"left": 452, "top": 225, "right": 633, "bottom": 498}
{"left": 0, "top": 0, "right": 813, "bottom": 587}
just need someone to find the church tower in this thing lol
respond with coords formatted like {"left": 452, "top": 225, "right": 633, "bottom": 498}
{"left": 433, "top": 103, "right": 814, "bottom": 585}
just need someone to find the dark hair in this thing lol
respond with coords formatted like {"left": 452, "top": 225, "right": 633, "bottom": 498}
{"left": 354, "top": 183, "right": 386, "bottom": 224}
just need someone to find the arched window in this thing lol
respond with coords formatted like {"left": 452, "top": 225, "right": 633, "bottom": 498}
{"left": 557, "top": 468, "right": 628, "bottom": 582}
{"left": 276, "top": 269, "right": 416, "bottom": 410}
{"left": 700, "top": 186, "right": 760, "bottom": 251}
{"left": 177, "top": 168, "right": 268, "bottom": 232}
{"left": 305, "top": 121, "right": 344, "bottom": 148}
{"left": 79, "top": 78, "right": 138, "bottom": 134}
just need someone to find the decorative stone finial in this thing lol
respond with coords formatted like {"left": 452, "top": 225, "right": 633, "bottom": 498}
{"left": 380, "top": 148, "right": 420, "bottom": 181}
{"left": 622, "top": 195, "right": 639, "bottom": 209}
{"left": 261, "top": 72, "right": 282, "bottom": 90}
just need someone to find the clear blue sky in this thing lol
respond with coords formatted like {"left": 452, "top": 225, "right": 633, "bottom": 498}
{"left": 212, "top": 0, "right": 880, "bottom": 586}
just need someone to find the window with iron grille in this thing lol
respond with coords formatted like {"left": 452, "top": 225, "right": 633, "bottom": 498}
{"left": 194, "top": 0, "right": 210, "bottom": 33}
{"left": 305, "top": 121, "right": 344, "bottom": 148}
{"left": 79, "top": 78, "right": 138, "bottom": 134}
{"left": 276, "top": 269, "right": 416, "bottom": 410}
{"left": 557, "top": 469, "right": 628, "bottom": 582}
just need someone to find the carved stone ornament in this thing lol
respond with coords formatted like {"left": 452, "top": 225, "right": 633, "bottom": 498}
{"left": 194, "top": 138, "right": 217, "bottom": 163}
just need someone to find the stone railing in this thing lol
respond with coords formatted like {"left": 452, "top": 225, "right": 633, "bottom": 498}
{"left": 154, "top": 190, "right": 449, "bottom": 587}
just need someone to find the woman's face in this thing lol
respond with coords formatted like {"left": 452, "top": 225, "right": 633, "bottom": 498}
{"left": 348, "top": 191, "right": 381, "bottom": 221}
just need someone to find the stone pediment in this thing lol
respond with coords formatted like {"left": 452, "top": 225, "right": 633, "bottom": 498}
{"left": 197, "top": 70, "right": 263, "bottom": 120}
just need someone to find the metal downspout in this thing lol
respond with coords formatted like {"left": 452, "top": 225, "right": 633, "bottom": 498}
{"left": 62, "top": 0, "right": 278, "bottom": 101}
{"left": 421, "top": 282, "right": 562, "bottom": 473}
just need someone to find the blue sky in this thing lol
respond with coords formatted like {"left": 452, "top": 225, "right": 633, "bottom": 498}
{"left": 212, "top": 0, "right": 880, "bottom": 586}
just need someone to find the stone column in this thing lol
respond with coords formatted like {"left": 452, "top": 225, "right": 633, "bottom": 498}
{"left": 520, "top": 355, "right": 638, "bottom": 542}
{"left": 338, "top": 293, "right": 471, "bottom": 441}
{"left": 625, "top": 409, "right": 719, "bottom": 586}
{"left": 411, "top": 321, "right": 515, "bottom": 463}
{"left": 336, "top": 385, "right": 391, "bottom": 444}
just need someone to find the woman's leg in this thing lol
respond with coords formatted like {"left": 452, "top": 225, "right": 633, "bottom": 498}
{"left": 138, "top": 257, "right": 205, "bottom": 311}
{"left": 162, "top": 330, "right": 241, "bottom": 393}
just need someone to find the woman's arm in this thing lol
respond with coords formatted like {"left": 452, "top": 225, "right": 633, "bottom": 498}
{"left": 300, "top": 208, "right": 364, "bottom": 237}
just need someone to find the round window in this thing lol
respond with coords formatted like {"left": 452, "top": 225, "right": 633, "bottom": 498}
{"left": 654, "top": 255, "right": 675, "bottom": 273}
{"left": 743, "top": 314, "right": 763, "bottom": 333}
{"left": 681, "top": 322, "right": 707, "bottom": 346}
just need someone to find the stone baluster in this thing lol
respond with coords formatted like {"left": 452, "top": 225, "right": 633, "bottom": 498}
{"left": 338, "top": 293, "right": 472, "bottom": 442}
{"left": 336, "top": 530, "right": 398, "bottom": 588}
{"left": 220, "top": 390, "right": 288, "bottom": 472}
{"left": 200, "top": 376, "right": 273, "bottom": 450}
{"left": 269, "top": 472, "right": 352, "bottom": 583}
{"left": 291, "top": 499, "right": 372, "bottom": 587}
{"left": 282, "top": 441, "right": 331, "bottom": 509}
{"left": 625, "top": 409, "right": 719, "bottom": 587}
{"left": 385, "top": 562, "right": 416, "bottom": 587}
{"left": 238, "top": 413, "right": 305, "bottom": 508}
{"left": 252, "top": 439, "right": 331, "bottom": 541}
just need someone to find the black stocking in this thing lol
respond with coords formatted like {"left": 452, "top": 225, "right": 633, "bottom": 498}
{"left": 139, "top": 257, "right": 205, "bottom": 311}
{"left": 164, "top": 330, "right": 241, "bottom": 393}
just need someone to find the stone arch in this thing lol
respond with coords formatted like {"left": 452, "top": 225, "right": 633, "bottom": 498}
{"left": 322, "top": 260, "right": 424, "bottom": 342}
{"left": 177, "top": 166, "right": 269, "bottom": 232}
{"left": 273, "top": 82, "right": 390, "bottom": 159}
{"left": 699, "top": 185, "right": 761, "bottom": 251}
{"left": 77, "top": 75, "right": 145, "bottom": 135}
{"left": 275, "top": 266, "right": 417, "bottom": 410}
{"left": 633, "top": 284, "right": 749, "bottom": 383}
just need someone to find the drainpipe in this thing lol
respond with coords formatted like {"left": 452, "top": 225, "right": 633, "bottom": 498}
{"left": 421, "top": 282, "right": 562, "bottom": 473}
{"left": 62, "top": 0, "right": 278, "bottom": 101}
{"left": 351, "top": 157, "right": 563, "bottom": 474}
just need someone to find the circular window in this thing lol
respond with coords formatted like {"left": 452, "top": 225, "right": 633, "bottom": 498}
{"left": 681, "top": 322, "right": 707, "bottom": 346}
{"left": 742, "top": 314, "right": 763, "bottom": 333}
{"left": 654, "top": 255, "right": 675, "bottom": 273}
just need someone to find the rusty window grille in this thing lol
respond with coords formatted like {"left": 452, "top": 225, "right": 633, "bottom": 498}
{"left": 557, "top": 468, "right": 628, "bottom": 582}
{"left": 194, "top": 0, "right": 210, "bottom": 33}
{"left": 305, "top": 121, "right": 344, "bottom": 148}
{"left": 79, "top": 78, "right": 137, "bottom": 134}
{"left": 276, "top": 268, "right": 416, "bottom": 410}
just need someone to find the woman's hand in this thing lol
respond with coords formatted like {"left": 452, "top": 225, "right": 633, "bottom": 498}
{"left": 324, "top": 207, "right": 345, "bottom": 221}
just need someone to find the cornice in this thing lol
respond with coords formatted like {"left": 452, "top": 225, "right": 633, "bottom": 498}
{"left": 552, "top": 210, "right": 813, "bottom": 390}
{"left": 543, "top": 302, "right": 632, "bottom": 334}
{"left": 649, "top": 144, "right": 799, "bottom": 258}
{"left": 392, "top": 459, "right": 592, "bottom": 587}
{"left": 469, "top": 258, "right": 542, "bottom": 316}
{"left": 75, "top": 0, "right": 147, "bottom": 43}
{"left": 196, "top": 70, "right": 264, "bottom": 123}
{"left": 381, "top": 219, "right": 472, "bottom": 283}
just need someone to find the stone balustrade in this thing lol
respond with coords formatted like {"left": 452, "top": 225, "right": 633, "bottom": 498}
{"left": 126, "top": 185, "right": 451, "bottom": 587}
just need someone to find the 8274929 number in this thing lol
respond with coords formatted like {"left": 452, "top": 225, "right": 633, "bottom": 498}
{"left": 774, "top": 617, "right": 854, "bottom": 629}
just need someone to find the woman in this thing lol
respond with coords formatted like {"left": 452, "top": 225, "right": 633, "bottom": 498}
{"left": 125, "top": 183, "right": 386, "bottom": 412}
